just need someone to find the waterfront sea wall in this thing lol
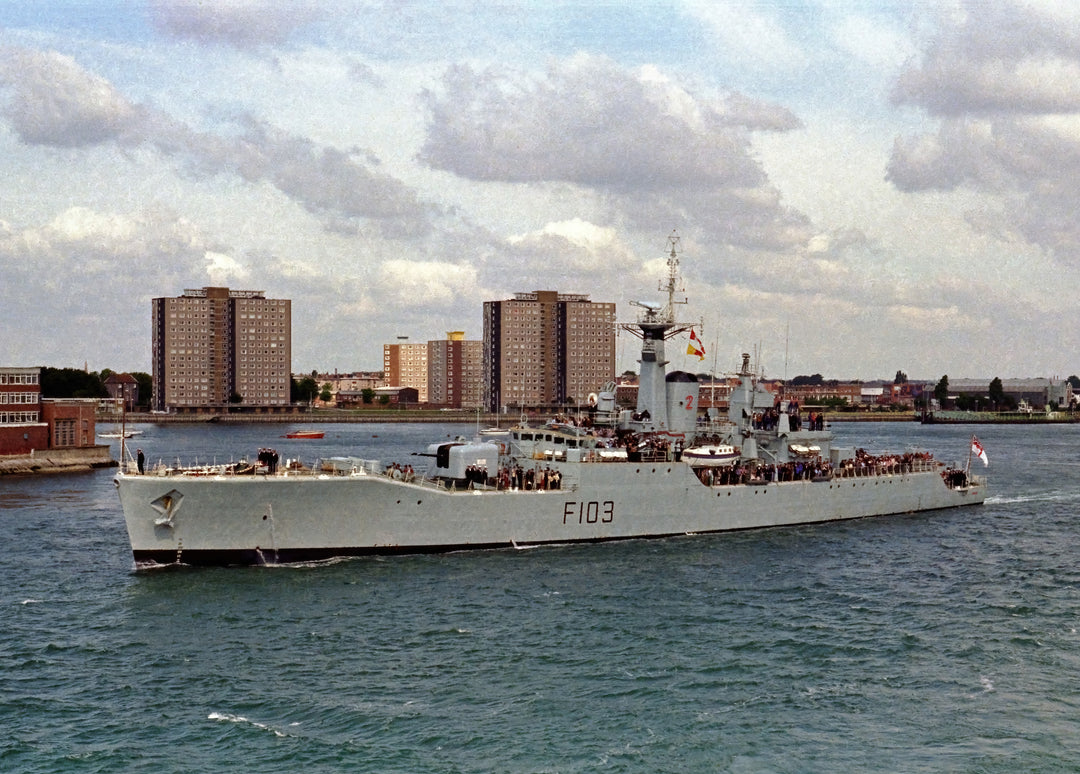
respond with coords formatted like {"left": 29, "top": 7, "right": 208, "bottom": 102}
{"left": 117, "top": 410, "right": 921, "bottom": 424}
{"left": 119, "top": 411, "right": 496, "bottom": 424}
{"left": 0, "top": 445, "right": 116, "bottom": 475}
{"left": 103, "top": 408, "right": 1080, "bottom": 428}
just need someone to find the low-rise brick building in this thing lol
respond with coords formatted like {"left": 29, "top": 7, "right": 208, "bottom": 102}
{"left": 0, "top": 367, "right": 101, "bottom": 459}
{"left": 0, "top": 367, "right": 48, "bottom": 455}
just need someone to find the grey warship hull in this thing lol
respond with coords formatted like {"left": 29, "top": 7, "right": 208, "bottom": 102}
{"left": 116, "top": 452, "right": 983, "bottom": 567}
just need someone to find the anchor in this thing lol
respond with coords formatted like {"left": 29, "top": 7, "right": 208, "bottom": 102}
{"left": 150, "top": 489, "right": 184, "bottom": 527}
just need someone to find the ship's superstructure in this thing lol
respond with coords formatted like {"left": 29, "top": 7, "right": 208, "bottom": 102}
{"left": 116, "top": 235, "right": 985, "bottom": 568}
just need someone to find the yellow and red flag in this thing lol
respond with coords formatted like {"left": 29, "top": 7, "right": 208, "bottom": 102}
{"left": 687, "top": 328, "right": 705, "bottom": 361}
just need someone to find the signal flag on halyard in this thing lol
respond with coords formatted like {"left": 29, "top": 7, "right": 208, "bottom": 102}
{"left": 687, "top": 328, "right": 705, "bottom": 361}
{"left": 971, "top": 436, "right": 989, "bottom": 466}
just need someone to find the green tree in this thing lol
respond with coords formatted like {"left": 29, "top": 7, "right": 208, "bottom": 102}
{"left": 291, "top": 376, "right": 319, "bottom": 404}
{"left": 988, "top": 377, "right": 1006, "bottom": 409}
{"left": 40, "top": 367, "right": 107, "bottom": 399}
{"left": 934, "top": 375, "right": 949, "bottom": 407}
{"left": 894, "top": 370, "right": 907, "bottom": 384}
{"left": 320, "top": 383, "right": 333, "bottom": 402}
{"left": 361, "top": 388, "right": 375, "bottom": 405}
{"left": 131, "top": 372, "right": 153, "bottom": 408}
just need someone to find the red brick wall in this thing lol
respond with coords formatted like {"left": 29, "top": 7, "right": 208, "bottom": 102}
{"left": 41, "top": 401, "right": 97, "bottom": 448}
{"left": 0, "top": 425, "right": 50, "bottom": 455}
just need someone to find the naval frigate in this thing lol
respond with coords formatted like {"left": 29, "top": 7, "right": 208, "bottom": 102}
{"left": 114, "top": 234, "right": 985, "bottom": 567}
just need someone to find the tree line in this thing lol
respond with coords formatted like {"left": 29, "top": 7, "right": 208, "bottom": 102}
{"left": 39, "top": 367, "right": 338, "bottom": 408}
{"left": 39, "top": 367, "right": 152, "bottom": 406}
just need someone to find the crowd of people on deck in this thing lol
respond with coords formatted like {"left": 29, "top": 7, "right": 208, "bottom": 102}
{"left": 499, "top": 464, "right": 562, "bottom": 490}
{"left": 692, "top": 448, "right": 941, "bottom": 487}
{"left": 385, "top": 462, "right": 416, "bottom": 482}
{"left": 694, "top": 459, "right": 832, "bottom": 486}
{"left": 751, "top": 399, "right": 826, "bottom": 432}
{"left": 838, "top": 448, "right": 936, "bottom": 477}
{"left": 942, "top": 467, "right": 970, "bottom": 488}
{"left": 624, "top": 433, "right": 673, "bottom": 462}
{"left": 387, "top": 461, "right": 565, "bottom": 491}
{"left": 257, "top": 447, "right": 280, "bottom": 474}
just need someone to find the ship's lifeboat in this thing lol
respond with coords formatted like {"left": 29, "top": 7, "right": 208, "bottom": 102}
{"left": 682, "top": 444, "right": 739, "bottom": 466}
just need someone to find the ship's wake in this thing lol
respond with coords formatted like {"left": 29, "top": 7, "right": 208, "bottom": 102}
{"left": 208, "top": 711, "right": 292, "bottom": 737}
{"left": 986, "top": 490, "right": 1080, "bottom": 506}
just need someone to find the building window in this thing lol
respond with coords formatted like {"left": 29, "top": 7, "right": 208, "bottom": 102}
{"left": 54, "top": 418, "right": 76, "bottom": 447}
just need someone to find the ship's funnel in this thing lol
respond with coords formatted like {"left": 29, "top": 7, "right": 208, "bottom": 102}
{"left": 665, "top": 371, "right": 699, "bottom": 437}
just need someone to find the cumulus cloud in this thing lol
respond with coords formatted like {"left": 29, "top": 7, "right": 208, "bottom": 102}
{"left": 888, "top": 0, "right": 1080, "bottom": 261}
{"left": 205, "top": 250, "right": 249, "bottom": 285}
{"left": 420, "top": 55, "right": 799, "bottom": 190}
{"left": 421, "top": 55, "right": 809, "bottom": 252}
{"left": 0, "top": 48, "right": 142, "bottom": 147}
{"left": 1, "top": 207, "right": 210, "bottom": 275}
{"left": 0, "top": 206, "right": 215, "bottom": 365}
{"left": 195, "top": 120, "right": 437, "bottom": 237}
{"left": 498, "top": 218, "right": 640, "bottom": 289}
{"left": 149, "top": 0, "right": 321, "bottom": 48}
{"left": 893, "top": 1, "right": 1080, "bottom": 117}
{"left": 0, "top": 45, "right": 435, "bottom": 237}
{"left": 375, "top": 259, "right": 480, "bottom": 306}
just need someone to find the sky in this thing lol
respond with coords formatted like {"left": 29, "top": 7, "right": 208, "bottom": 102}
{"left": 2, "top": 0, "right": 1080, "bottom": 383}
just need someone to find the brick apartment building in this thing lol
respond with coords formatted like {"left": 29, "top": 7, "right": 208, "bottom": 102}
{"left": 382, "top": 340, "right": 429, "bottom": 404}
{"left": 428, "top": 332, "right": 484, "bottom": 409}
{"left": 483, "top": 290, "right": 616, "bottom": 412}
{"left": 152, "top": 287, "right": 291, "bottom": 412}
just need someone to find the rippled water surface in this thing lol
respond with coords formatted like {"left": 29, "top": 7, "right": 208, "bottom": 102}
{"left": 2, "top": 422, "right": 1079, "bottom": 772}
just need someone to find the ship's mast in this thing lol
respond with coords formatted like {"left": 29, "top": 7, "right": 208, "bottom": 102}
{"left": 619, "top": 231, "right": 699, "bottom": 433}
{"left": 620, "top": 230, "right": 695, "bottom": 342}
{"left": 659, "top": 231, "right": 686, "bottom": 324}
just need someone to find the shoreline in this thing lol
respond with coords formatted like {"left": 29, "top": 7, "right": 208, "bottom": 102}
{"left": 106, "top": 410, "right": 1079, "bottom": 426}
{"left": 0, "top": 446, "right": 116, "bottom": 476}
{"left": 116, "top": 410, "right": 921, "bottom": 424}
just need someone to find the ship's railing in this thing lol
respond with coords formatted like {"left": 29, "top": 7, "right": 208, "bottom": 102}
{"left": 320, "top": 457, "right": 382, "bottom": 476}
{"left": 693, "top": 453, "right": 949, "bottom": 488}
{"left": 833, "top": 457, "right": 940, "bottom": 477}
{"left": 528, "top": 448, "right": 630, "bottom": 463}
{"left": 133, "top": 456, "right": 384, "bottom": 478}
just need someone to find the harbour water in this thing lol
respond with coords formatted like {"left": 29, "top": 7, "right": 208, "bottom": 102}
{"left": 2, "top": 422, "right": 1078, "bottom": 772}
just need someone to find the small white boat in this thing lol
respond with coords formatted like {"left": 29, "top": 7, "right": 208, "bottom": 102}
{"left": 99, "top": 430, "right": 143, "bottom": 439}
{"left": 682, "top": 444, "right": 739, "bottom": 466}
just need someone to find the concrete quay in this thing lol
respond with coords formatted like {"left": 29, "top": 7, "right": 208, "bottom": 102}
{"left": 0, "top": 446, "right": 116, "bottom": 476}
